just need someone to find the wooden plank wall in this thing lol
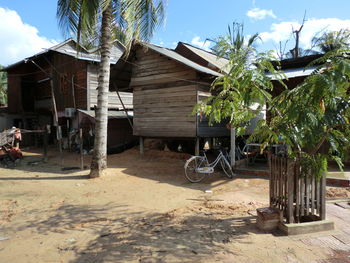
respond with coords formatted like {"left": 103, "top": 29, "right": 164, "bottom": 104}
{"left": 7, "top": 74, "right": 22, "bottom": 113}
{"left": 53, "top": 53, "right": 87, "bottom": 110}
{"left": 87, "top": 64, "right": 133, "bottom": 110}
{"left": 7, "top": 58, "right": 52, "bottom": 113}
{"left": 131, "top": 47, "right": 197, "bottom": 138}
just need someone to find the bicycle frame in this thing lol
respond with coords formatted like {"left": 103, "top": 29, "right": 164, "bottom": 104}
{"left": 194, "top": 150, "right": 229, "bottom": 174}
{"left": 202, "top": 150, "right": 225, "bottom": 168}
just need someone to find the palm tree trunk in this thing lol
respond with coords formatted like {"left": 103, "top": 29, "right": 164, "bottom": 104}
{"left": 89, "top": 4, "right": 112, "bottom": 178}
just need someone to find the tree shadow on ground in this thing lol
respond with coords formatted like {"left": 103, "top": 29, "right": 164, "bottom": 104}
{"left": 67, "top": 210, "right": 266, "bottom": 263}
{"left": 3, "top": 202, "right": 140, "bottom": 235}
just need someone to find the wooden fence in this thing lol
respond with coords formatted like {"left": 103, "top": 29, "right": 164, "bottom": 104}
{"left": 269, "top": 155, "right": 326, "bottom": 224}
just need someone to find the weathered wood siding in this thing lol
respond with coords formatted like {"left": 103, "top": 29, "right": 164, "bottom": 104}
{"left": 87, "top": 64, "right": 133, "bottom": 110}
{"left": 7, "top": 74, "right": 22, "bottom": 113}
{"left": 7, "top": 57, "right": 52, "bottom": 113}
{"left": 131, "top": 47, "right": 197, "bottom": 137}
{"left": 52, "top": 53, "right": 87, "bottom": 110}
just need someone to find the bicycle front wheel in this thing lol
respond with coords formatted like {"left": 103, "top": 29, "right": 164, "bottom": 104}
{"left": 184, "top": 156, "right": 208, "bottom": 183}
{"left": 220, "top": 158, "right": 234, "bottom": 178}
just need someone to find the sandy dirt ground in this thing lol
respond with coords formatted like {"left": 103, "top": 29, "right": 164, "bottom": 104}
{"left": 0, "top": 147, "right": 349, "bottom": 263}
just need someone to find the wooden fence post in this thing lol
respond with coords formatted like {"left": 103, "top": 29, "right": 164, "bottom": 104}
{"left": 320, "top": 172, "right": 326, "bottom": 220}
{"left": 287, "top": 160, "right": 295, "bottom": 223}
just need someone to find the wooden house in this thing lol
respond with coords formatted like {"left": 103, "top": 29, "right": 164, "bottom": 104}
{"left": 129, "top": 42, "right": 230, "bottom": 153}
{"left": 2, "top": 39, "right": 134, "bottom": 149}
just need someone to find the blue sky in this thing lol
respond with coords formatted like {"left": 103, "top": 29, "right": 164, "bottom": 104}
{"left": 1, "top": 0, "right": 350, "bottom": 65}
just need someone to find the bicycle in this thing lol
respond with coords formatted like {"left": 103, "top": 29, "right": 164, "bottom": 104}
{"left": 184, "top": 149, "right": 235, "bottom": 183}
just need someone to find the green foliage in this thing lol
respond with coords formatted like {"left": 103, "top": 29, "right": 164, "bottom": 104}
{"left": 197, "top": 25, "right": 350, "bottom": 179}
{"left": 251, "top": 47, "right": 350, "bottom": 178}
{"left": 312, "top": 29, "right": 350, "bottom": 53}
{"left": 195, "top": 23, "right": 285, "bottom": 137}
{"left": 0, "top": 66, "right": 7, "bottom": 105}
{"left": 57, "top": 0, "right": 166, "bottom": 48}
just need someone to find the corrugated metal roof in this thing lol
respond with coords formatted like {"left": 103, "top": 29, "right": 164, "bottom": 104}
{"left": 140, "top": 42, "right": 222, "bottom": 77}
{"left": 3, "top": 38, "right": 125, "bottom": 71}
{"left": 267, "top": 66, "right": 317, "bottom": 80}
{"left": 176, "top": 42, "right": 229, "bottom": 73}
{"left": 53, "top": 39, "right": 124, "bottom": 63}
{"left": 78, "top": 109, "right": 133, "bottom": 119}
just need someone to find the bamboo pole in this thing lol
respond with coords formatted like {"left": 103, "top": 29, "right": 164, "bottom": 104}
{"left": 80, "top": 128, "right": 84, "bottom": 170}
{"left": 71, "top": 75, "right": 76, "bottom": 109}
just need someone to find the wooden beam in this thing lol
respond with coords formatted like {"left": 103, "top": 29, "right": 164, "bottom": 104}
{"left": 113, "top": 83, "right": 133, "bottom": 129}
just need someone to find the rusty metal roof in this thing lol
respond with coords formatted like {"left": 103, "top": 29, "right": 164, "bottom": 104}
{"left": 140, "top": 42, "right": 222, "bottom": 77}
{"left": 176, "top": 42, "right": 229, "bottom": 73}
{"left": 3, "top": 38, "right": 125, "bottom": 71}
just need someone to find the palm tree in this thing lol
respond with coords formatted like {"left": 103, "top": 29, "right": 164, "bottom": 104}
{"left": 57, "top": 0, "right": 165, "bottom": 177}
{"left": 312, "top": 29, "right": 350, "bottom": 53}
{"left": 197, "top": 23, "right": 280, "bottom": 132}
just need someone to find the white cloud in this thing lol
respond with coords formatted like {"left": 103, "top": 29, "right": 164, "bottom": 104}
{"left": 247, "top": 8, "right": 277, "bottom": 21}
{"left": 260, "top": 18, "right": 350, "bottom": 50}
{"left": 191, "top": 36, "right": 210, "bottom": 51}
{"left": 0, "top": 8, "right": 58, "bottom": 66}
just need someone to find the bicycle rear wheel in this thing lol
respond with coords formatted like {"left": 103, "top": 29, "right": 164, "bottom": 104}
{"left": 184, "top": 156, "right": 208, "bottom": 183}
{"left": 220, "top": 158, "right": 234, "bottom": 178}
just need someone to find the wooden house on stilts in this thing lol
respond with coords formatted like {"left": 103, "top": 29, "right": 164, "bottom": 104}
{"left": 129, "top": 42, "right": 230, "bottom": 155}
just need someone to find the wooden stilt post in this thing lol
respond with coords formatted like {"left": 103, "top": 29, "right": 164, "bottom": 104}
{"left": 140, "top": 137, "right": 144, "bottom": 155}
{"left": 230, "top": 128, "right": 236, "bottom": 168}
{"left": 43, "top": 125, "right": 49, "bottom": 163}
{"left": 195, "top": 137, "right": 200, "bottom": 156}
{"left": 57, "top": 125, "right": 63, "bottom": 166}
{"left": 80, "top": 128, "right": 84, "bottom": 170}
{"left": 67, "top": 119, "right": 70, "bottom": 150}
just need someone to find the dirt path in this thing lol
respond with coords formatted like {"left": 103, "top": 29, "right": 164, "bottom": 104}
{"left": 0, "top": 148, "right": 348, "bottom": 262}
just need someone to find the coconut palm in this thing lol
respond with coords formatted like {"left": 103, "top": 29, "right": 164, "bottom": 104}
{"left": 57, "top": 0, "right": 166, "bottom": 177}
{"left": 196, "top": 23, "right": 282, "bottom": 135}
{"left": 312, "top": 29, "right": 350, "bottom": 53}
